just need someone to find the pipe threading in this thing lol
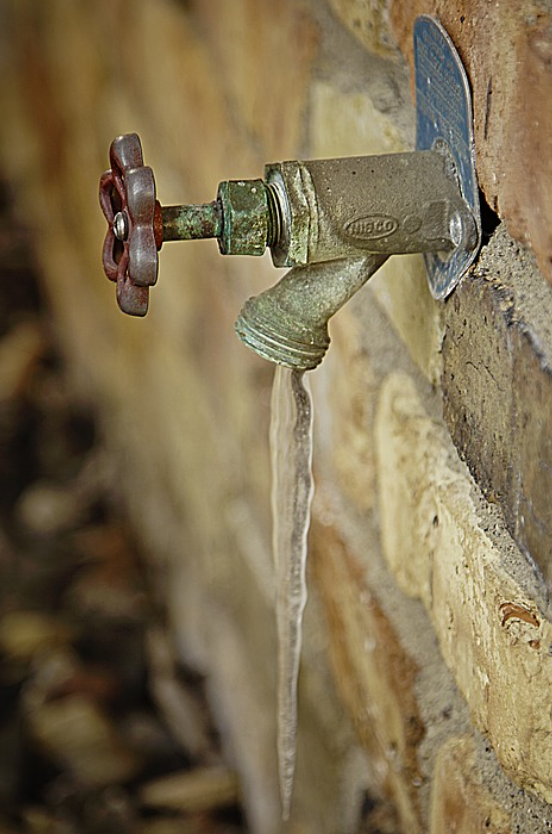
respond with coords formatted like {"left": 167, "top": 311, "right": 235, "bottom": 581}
{"left": 265, "top": 183, "right": 283, "bottom": 249}
{"left": 235, "top": 298, "right": 329, "bottom": 371}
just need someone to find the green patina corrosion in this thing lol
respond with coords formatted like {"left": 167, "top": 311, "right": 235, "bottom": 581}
{"left": 217, "top": 179, "right": 271, "bottom": 256}
{"left": 162, "top": 201, "right": 223, "bottom": 242}
{"left": 161, "top": 179, "right": 273, "bottom": 258}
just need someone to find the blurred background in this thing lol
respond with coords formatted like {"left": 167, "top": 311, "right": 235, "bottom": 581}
{"left": 2, "top": 2, "right": 552, "bottom": 834}
{"left": 0, "top": 2, "right": 358, "bottom": 833}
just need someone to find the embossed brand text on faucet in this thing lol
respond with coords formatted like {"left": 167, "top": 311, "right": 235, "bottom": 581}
{"left": 344, "top": 214, "right": 399, "bottom": 241}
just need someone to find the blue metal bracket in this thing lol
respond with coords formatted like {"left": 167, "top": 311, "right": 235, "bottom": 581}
{"left": 414, "top": 15, "right": 481, "bottom": 300}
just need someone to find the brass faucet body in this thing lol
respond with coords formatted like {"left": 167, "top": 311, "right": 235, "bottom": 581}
{"left": 264, "top": 149, "right": 475, "bottom": 268}
{"left": 232, "top": 148, "right": 475, "bottom": 369}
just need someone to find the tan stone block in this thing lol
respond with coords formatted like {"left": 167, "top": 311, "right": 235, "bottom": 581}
{"left": 374, "top": 371, "right": 445, "bottom": 605}
{"left": 310, "top": 513, "right": 424, "bottom": 834}
{"left": 326, "top": 0, "right": 398, "bottom": 57}
{"left": 371, "top": 255, "right": 444, "bottom": 385}
{"left": 514, "top": 329, "right": 552, "bottom": 587}
{"left": 376, "top": 370, "right": 552, "bottom": 805}
{"left": 442, "top": 263, "right": 516, "bottom": 513}
{"left": 107, "top": 0, "right": 253, "bottom": 188}
{"left": 429, "top": 479, "right": 552, "bottom": 806}
{"left": 313, "top": 307, "right": 378, "bottom": 511}
{"left": 309, "top": 81, "right": 405, "bottom": 159}
{"left": 188, "top": 0, "right": 319, "bottom": 161}
{"left": 441, "top": 223, "right": 552, "bottom": 587}
{"left": 429, "top": 736, "right": 511, "bottom": 834}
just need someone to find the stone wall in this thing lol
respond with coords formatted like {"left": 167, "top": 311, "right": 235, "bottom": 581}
{"left": 1, "top": 1, "right": 552, "bottom": 832}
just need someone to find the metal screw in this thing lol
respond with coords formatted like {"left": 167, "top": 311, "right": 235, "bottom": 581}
{"left": 113, "top": 211, "right": 129, "bottom": 242}
{"left": 449, "top": 212, "right": 463, "bottom": 247}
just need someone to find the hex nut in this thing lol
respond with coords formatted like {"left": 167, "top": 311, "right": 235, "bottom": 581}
{"left": 217, "top": 179, "right": 269, "bottom": 256}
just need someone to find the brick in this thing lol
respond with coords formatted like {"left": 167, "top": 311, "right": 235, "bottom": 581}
{"left": 442, "top": 261, "right": 516, "bottom": 509}
{"left": 371, "top": 255, "right": 444, "bottom": 385}
{"left": 442, "top": 225, "right": 552, "bottom": 585}
{"left": 310, "top": 514, "right": 424, "bottom": 834}
{"left": 188, "top": 0, "right": 319, "bottom": 161}
{"left": 376, "top": 370, "right": 552, "bottom": 804}
{"left": 314, "top": 307, "right": 378, "bottom": 511}
{"left": 374, "top": 371, "right": 445, "bottom": 607}
{"left": 104, "top": 0, "right": 254, "bottom": 188}
{"left": 326, "top": 0, "right": 398, "bottom": 57}
{"left": 514, "top": 330, "right": 552, "bottom": 586}
{"left": 429, "top": 736, "right": 511, "bottom": 834}
{"left": 389, "top": 0, "right": 552, "bottom": 285}
{"left": 309, "top": 80, "right": 406, "bottom": 159}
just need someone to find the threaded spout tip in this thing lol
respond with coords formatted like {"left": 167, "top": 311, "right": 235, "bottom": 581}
{"left": 235, "top": 299, "right": 329, "bottom": 371}
{"left": 235, "top": 256, "right": 387, "bottom": 371}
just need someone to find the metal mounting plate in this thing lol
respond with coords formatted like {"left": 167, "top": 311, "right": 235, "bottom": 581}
{"left": 414, "top": 15, "right": 481, "bottom": 300}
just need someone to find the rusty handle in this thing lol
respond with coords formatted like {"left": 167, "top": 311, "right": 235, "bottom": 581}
{"left": 100, "top": 134, "right": 233, "bottom": 316}
{"left": 99, "top": 133, "right": 160, "bottom": 316}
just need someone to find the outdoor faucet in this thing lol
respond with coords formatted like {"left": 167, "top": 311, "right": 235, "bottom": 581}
{"left": 99, "top": 19, "right": 481, "bottom": 371}
{"left": 99, "top": 134, "right": 478, "bottom": 371}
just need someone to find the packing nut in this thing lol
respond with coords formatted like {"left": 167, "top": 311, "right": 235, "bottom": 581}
{"left": 217, "top": 179, "right": 270, "bottom": 256}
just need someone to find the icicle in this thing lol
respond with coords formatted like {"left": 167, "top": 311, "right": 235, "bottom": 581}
{"left": 269, "top": 366, "right": 314, "bottom": 819}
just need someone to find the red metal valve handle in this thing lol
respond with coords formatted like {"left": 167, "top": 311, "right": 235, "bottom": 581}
{"left": 99, "top": 133, "right": 162, "bottom": 316}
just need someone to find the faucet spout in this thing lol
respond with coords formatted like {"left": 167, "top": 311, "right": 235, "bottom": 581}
{"left": 234, "top": 254, "right": 387, "bottom": 371}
